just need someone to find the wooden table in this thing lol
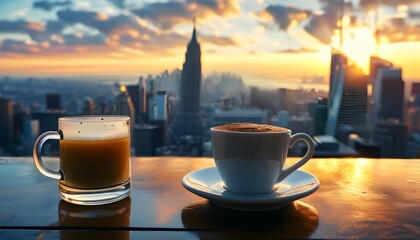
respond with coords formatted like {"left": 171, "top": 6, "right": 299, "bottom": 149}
{"left": 0, "top": 157, "right": 419, "bottom": 239}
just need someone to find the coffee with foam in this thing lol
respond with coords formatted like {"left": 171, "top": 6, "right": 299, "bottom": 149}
{"left": 214, "top": 123, "right": 288, "bottom": 133}
{"left": 211, "top": 123, "right": 315, "bottom": 195}
{"left": 58, "top": 116, "right": 131, "bottom": 189}
{"left": 59, "top": 116, "right": 130, "bottom": 140}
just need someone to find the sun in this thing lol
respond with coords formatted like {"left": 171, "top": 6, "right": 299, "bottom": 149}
{"left": 331, "top": 19, "right": 377, "bottom": 74}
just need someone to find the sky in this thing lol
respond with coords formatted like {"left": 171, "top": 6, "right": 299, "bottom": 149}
{"left": 0, "top": 0, "right": 419, "bottom": 90}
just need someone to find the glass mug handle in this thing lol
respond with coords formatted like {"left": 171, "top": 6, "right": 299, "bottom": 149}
{"left": 278, "top": 133, "right": 315, "bottom": 182}
{"left": 33, "top": 131, "right": 62, "bottom": 180}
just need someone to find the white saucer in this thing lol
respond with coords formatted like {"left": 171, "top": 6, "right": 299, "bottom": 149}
{"left": 182, "top": 167, "right": 320, "bottom": 211}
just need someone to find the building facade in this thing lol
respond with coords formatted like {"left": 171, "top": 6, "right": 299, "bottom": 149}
{"left": 172, "top": 26, "right": 202, "bottom": 137}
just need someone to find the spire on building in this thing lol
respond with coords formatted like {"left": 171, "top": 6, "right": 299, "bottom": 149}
{"left": 188, "top": 19, "right": 199, "bottom": 48}
{"left": 172, "top": 22, "right": 203, "bottom": 138}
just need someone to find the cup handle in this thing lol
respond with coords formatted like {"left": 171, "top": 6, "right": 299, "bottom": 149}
{"left": 278, "top": 133, "right": 315, "bottom": 182}
{"left": 33, "top": 131, "right": 62, "bottom": 180}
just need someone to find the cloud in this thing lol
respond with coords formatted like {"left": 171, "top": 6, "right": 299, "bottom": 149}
{"left": 359, "top": 0, "right": 420, "bottom": 11}
{"left": 33, "top": 1, "right": 71, "bottom": 11}
{"left": 201, "top": 34, "right": 237, "bottom": 46}
{"left": 131, "top": 0, "right": 239, "bottom": 29}
{"left": 62, "top": 33, "right": 107, "bottom": 45}
{"left": 0, "top": 39, "right": 41, "bottom": 54}
{"left": 57, "top": 9, "right": 105, "bottom": 25}
{"left": 56, "top": 9, "right": 192, "bottom": 50}
{"left": 93, "top": 14, "right": 152, "bottom": 35}
{"left": 253, "top": 1, "right": 353, "bottom": 44}
{"left": 108, "top": 0, "right": 126, "bottom": 9}
{"left": 0, "top": 20, "right": 44, "bottom": 33}
{"left": 132, "top": 2, "right": 192, "bottom": 30}
{"left": 256, "top": 5, "right": 311, "bottom": 31}
{"left": 304, "top": 0, "right": 353, "bottom": 44}
{"left": 0, "top": 20, "right": 51, "bottom": 42}
{"left": 380, "top": 17, "right": 420, "bottom": 43}
{"left": 46, "top": 20, "right": 66, "bottom": 34}
{"left": 186, "top": 0, "right": 239, "bottom": 17}
{"left": 277, "top": 47, "right": 318, "bottom": 53}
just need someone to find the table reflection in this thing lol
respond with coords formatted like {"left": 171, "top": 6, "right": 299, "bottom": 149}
{"left": 58, "top": 197, "right": 131, "bottom": 240}
{"left": 182, "top": 200, "right": 319, "bottom": 239}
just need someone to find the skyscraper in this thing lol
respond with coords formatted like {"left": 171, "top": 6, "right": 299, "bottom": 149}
{"left": 173, "top": 25, "right": 202, "bottom": 137}
{"left": 308, "top": 97, "right": 327, "bottom": 135}
{"left": 114, "top": 85, "right": 135, "bottom": 124}
{"left": 371, "top": 66, "right": 404, "bottom": 125}
{"left": 46, "top": 93, "right": 61, "bottom": 110}
{"left": 326, "top": 65, "right": 368, "bottom": 137}
{"left": 373, "top": 121, "right": 408, "bottom": 158}
{"left": 154, "top": 90, "right": 168, "bottom": 121}
{"left": 369, "top": 56, "right": 393, "bottom": 85}
{"left": 329, "top": 49, "right": 348, "bottom": 109}
{"left": 0, "top": 98, "right": 14, "bottom": 149}
{"left": 127, "top": 77, "right": 147, "bottom": 124}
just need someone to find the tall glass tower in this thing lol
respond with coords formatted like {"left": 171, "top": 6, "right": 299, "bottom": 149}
{"left": 173, "top": 25, "right": 202, "bottom": 137}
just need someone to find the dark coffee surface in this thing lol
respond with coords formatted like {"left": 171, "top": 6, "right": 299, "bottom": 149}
{"left": 214, "top": 123, "right": 288, "bottom": 132}
{"left": 60, "top": 137, "right": 130, "bottom": 189}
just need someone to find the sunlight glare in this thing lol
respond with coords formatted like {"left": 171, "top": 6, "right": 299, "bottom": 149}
{"left": 332, "top": 26, "right": 376, "bottom": 74}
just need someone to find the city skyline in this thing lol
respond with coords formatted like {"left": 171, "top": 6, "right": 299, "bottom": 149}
{"left": 0, "top": 0, "right": 419, "bottom": 90}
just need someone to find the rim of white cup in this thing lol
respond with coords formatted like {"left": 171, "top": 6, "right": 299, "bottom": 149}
{"left": 210, "top": 126, "right": 292, "bottom": 134}
{"left": 59, "top": 115, "right": 130, "bottom": 122}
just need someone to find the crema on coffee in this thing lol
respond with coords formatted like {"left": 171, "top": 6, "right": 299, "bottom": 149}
{"left": 214, "top": 123, "right": 288, "bottom": 133}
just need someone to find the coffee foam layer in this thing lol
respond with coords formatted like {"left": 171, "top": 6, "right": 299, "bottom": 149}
{"left": 59, "top": 116, "right": 130, "bottom": 140}
{"left": 214, "top": 123, "right": 288, "bottom": 133}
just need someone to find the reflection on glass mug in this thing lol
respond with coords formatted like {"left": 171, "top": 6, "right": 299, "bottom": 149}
{"left": 59, "top": 197, "right": 131, "bottom": 240}
{"left": 33, "top": 116, "right": 131, "bottom": 205}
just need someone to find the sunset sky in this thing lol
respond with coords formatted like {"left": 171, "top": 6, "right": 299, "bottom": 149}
{"left": 0, "top": 0, "right": 419, "bottom": 89}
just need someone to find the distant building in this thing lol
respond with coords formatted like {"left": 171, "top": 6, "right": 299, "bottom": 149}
{"left": 272, "top": 110, "right": 290, "bottom": 128}
{"left": 82, "top": 97, "right": 95, "bottom": 115}
{"left": 114, "top": 85, "right": 135, "bottom": 125}
{"left": 33, "top": 110, "right": 66, "bottom": 156}
{"left": 406, "top": 94, "right": 420, "bottom": 135}
{"left": 151, "top": 90, "right": 168, "bottom": 145}
{"left": 412, "top": 82, "right": 420, "bottom": 96}
{"left": 126, "top": 84, "right": 140, "bottom": 122}
{"left": 277, "top": 88, "right": 288, "bottom": 111}
{"left": 22, "top": 119, "right": 39, "bottom": 155}
{"left": 371, "top": 67, "right": 404, "bottom": 125}
{"left": 328, "top": 49, "right": 347, "bottom": 109}
{"left": 326, "top": 65, "right": 368, "bottom": 138}
{"left": 133, "top": 125, "right": 164, "bottom": 156}
{"left": 250, "top": 87, "right": 262, "bottom": 109}
{"left": 0, "top": 98, "right": 14, "bottom": 149}
{"left": 127, "top": 77, "right": 147, "bottom": 124}
{"left": 308, "top": 97, "right": 327, "bottom": 135}
{"left": 211, "top": 107, "right": 268, "bottom": 126}
{"left": 348, "top": 134, "right": 381, "bottom": 158}
{"left": 139, "top": 78, "right": 147, "bottom": 121}
{"left": 288, "top": 113, "right": 314, "bottom": 135}
{"left": 154, "top": 91, "right": 168, "bottom": 121}
{"left": 13, "top": 108, "right": 30, "bottom": 136}
{"left": 46, "top": 93, "right": 61, "bottom": 110}
{"left": 372, "top": 121, "right": 408, "bottom": 158}
{"left": 277, "top": 88, "right": 296, "bottom": 114}
{"left": 369, "top": 56, "right": 393, "bottom": 86}
{"left": 33, "top": 111, "right": 66, "bottom": 134}
{"left": 406, "top": 134, "right": 420, "bottom": 158}
{"left": 313, "top": 135, "right": 339, "bottom": 151}
{"left": 172, "top": 25, "right": 202, "bottom": 137}
{"left": 294, "top": 134, "right": 359, "bottom": 157}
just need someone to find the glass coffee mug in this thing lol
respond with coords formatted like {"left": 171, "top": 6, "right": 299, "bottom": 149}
{"left": 33, "top": 115, "right": 131, "bottom": 205}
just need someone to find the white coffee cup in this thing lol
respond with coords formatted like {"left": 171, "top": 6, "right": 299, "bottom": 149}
{"left": 211, "top": 123, "right": 315, "bottom": 195}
